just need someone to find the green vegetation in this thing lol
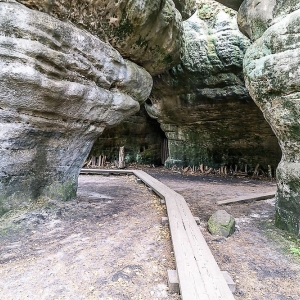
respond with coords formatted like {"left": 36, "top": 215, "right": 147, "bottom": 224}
{"left": 290, "top": 246, "right": 300, "bottom": 256}
{"left": 263, "top": 219, "right": 300, "bottom": 261}
{"left": 197, "top": 0, "right": 236, "bottom": 20}
{"left": 198, "top": 4, "right": 214, "bottom": 19}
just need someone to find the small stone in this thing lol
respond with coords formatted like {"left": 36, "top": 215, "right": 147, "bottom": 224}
{"left": 207, "top": 210, "right": 235, "bottom": 237}
{"left": 161, "top": 217, "right": 169, "bottom": 226}
{"left": 194, "top": 217, "right": 200, "bottom": 225}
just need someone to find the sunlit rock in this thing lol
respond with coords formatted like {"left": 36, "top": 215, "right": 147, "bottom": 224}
{"left": 241, "top": 1, "right": 300, "bottom": 234}
{"left": 0, "top": 2, "right": 152, "bottom": 214}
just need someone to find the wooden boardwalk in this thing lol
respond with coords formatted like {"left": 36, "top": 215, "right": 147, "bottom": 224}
{"left": 81, "top": 169, "right": 234, "bottom": 300}
{"left": 217, "top": 192, "right": 276, "bottom": 205}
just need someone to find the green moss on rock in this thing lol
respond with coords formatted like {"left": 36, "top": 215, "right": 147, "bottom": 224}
{"left": 207, "top": 210, "right": 235, "bottom": 237}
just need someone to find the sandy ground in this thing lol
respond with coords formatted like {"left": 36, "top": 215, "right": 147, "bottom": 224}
{"left": 1, "top": 167, "right": 300, "bottom": 299}
{"left": 0, "top": 174, "right": 179, "bottom": 300}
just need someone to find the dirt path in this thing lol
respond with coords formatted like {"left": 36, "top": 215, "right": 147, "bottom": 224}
{"left": 148, "top": 169, "right": 300, "bottom": 300}
{"left": 0, "top": 175, "right": 179, "bottom": 300}
{"left": 1, "top": 168, "right": 300, "bottom": 300}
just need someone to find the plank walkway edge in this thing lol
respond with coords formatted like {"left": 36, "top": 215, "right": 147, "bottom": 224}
{"left": 81, "top": 168, "right": 234, "bottom": 300}
{"left": 217, "top": 192, "right": 276, "bottom": 205}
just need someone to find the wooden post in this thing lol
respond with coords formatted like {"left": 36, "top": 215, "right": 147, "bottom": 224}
{"left": 199, "top": 164, "right": 204, "bottom": 173}
{"left": 91, "top": 156, "right": 96, "bottom": 166}
{"left": 86, "top": 158, "right": 92, "bottom": 167}
{"left": 206, "top": 167, "right": 213, "bottom": 174}
{"left": 253, "top": 164, "right": 260, "bottom": 176}
{"left": 268, "top": 165, "right": 272, "bottom": 178}
{"left": 118, "top": 146, "right": 125, "bottom": 169}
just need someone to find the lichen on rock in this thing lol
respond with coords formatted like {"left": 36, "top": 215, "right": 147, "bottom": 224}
{"left": 238, "top": 0, "right": 300, "bottom": 41}
{"left": 147, "top": 1, "right": 281, "bottom": 169}
{"left": 241, "top": 2, "right": 300, "bottom": 234}
{"left": 207, "top": 210, "right": 235, "bottom": 237}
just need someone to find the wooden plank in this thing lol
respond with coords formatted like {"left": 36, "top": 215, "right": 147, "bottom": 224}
{"left": 175, "top": 195, "right": 234, "bottom": 299}
{"left": 133, "top": 171, "right": 234, "bottom": 299}
{"left": 217, "top": 192, "right": 276, "bottom": 205}
{"left": 80, "top": 169, "right": 234, "bottom": 299}
{"left": 81, "top": 168, "right": 131, "bottom": 175}
{"left": 165, "top": 193, "right": 210, "bottom": 299}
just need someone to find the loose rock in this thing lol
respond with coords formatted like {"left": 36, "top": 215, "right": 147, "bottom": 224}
{"left": 207, "top": 210, "right": 235, "bottom": 237}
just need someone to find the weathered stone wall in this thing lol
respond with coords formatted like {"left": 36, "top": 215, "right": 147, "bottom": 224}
{"left": 240, "top": 0, "right": 300, "bottom": 234}
{"left": 0, "top": 2, "right": 152, "bottom": 214}
{"left": 16, "top": 0, "right": 196, "bottom": 75}
{"left": 147, "top": 2, "right": 281, "bottom": 170}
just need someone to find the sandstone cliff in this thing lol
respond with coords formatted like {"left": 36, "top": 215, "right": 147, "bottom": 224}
{"left": 240, "top": 0, "right": 300, "bottom": 234}
{"left": 16, "top": 0, "right": 196, "bottom": 75}
{"left": 0, "top": 2, "right": 152, "bottom": 213}
{"left": 147, "top": 2, "right": 281, "bottom": 170}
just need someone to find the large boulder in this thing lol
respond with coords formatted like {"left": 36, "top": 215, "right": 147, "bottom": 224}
{"left": 16, "top": 0, "right": 196, "bottom": 75}
{"left": 207, "top": 210, "right": 235, "bottom": 237}
{"left": 238, "top": 0, "right": 300, "bottom": 40}
{"left": 0, "top": 2, "right": 152, "bottom": 214}
{"left": 241, "top": 1, "right": 300, "bottom": 234}
{"left": 146, "top": 1, "right": 281, "bottom": 169}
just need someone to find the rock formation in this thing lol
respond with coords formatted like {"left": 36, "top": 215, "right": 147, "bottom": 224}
{"left": 16, "top": 0, "right": 196, "bottom": 75}
{"left": 0, "top": 1, "right": 152, "bottom": 214}
{"left": 207, "top": 210, "right": 235, "bottom": 238}
{"left": 146, "top": 2, "right": 281, "bottom": 169}
{"left": 240, "top": 0, "right": 300, "bottom": 234}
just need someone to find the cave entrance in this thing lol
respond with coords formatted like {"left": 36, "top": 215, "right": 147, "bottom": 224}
{"left": 88, "top": 107, "right": 169, "bottom": 166}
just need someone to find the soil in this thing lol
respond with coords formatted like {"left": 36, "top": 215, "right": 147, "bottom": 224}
{"left": 1, "top": 166, "right": 300, "bottom": 300}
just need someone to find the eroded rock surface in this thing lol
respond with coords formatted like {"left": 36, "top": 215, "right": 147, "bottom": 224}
{"left": 147, "top": 2, "right": 281, "bottom": 169}
{"left": 16, "top": 0, "right": 193, "bottom": 75}
{"left": 238, "top": 0, "right": 300, "bottom": 41}
{"left": 0, "top": 2, "right": 152, "bottom": 214}
{"left": 173, "top": 0, "right": 197, "bottom": 20}
{"left": 241, "top": 1, "right": 300, "bottom": 234}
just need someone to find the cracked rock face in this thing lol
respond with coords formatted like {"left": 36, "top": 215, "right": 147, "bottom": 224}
{"left": 147, "top": 3, "right": 281, "bottom": 169}
{"left": 241, "top": 1, "right": 300, "bottom": 234}
{"left": 0, "top": 2, "right": 152, "bottom": 214}
{"left": 16, "top": 0, "right": 195, "bottom": 75}
{"left": 238, "top": 0, "right": 300, "bottom": 41}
